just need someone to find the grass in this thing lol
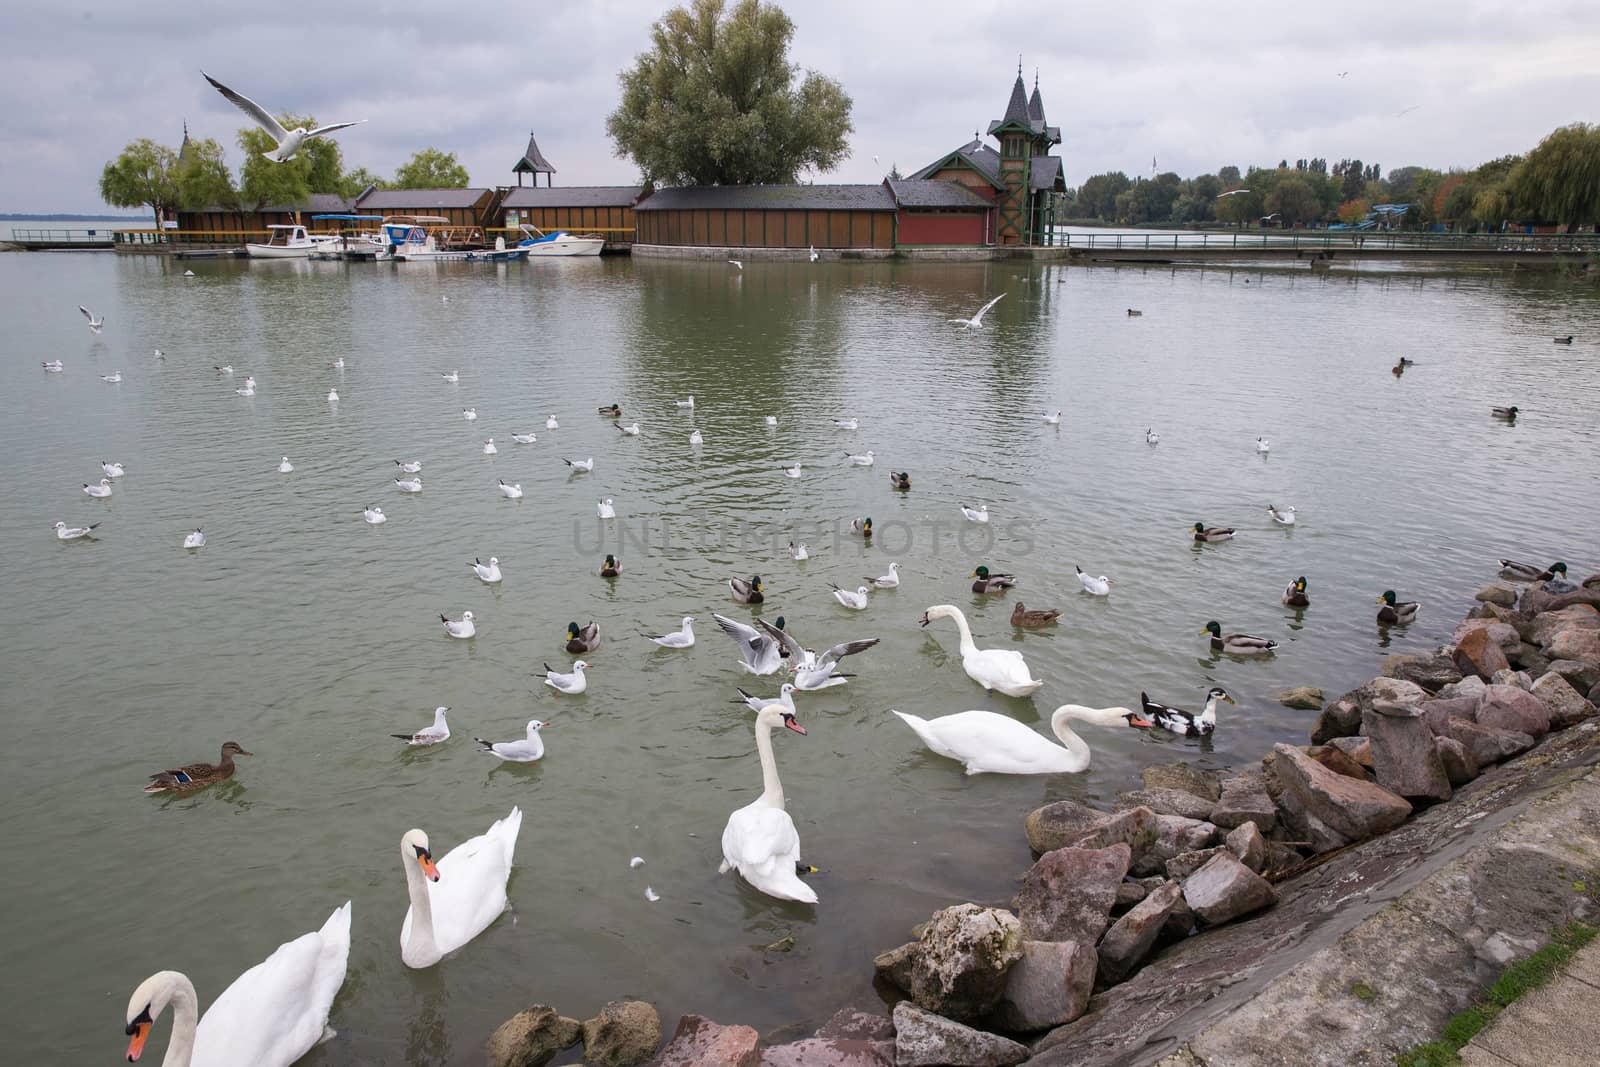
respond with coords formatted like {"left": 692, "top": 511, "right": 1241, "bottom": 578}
{"left": 1395, "top": 921, "right": 1597, "bottom": 1067}
{"left": 1350, "top": 981, "right": 1377, "bottom": 1002}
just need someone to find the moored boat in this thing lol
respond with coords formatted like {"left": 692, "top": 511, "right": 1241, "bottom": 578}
{"left": 518, "top": 225, "right": 605, "bottom": 257}
{"left": 246, "top": 224, "right": 340, "bottom": 259}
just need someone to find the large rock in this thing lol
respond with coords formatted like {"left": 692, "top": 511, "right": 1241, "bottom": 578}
{"left": 1520, "top": 584, "right": 1600, "bottom": 617}
{"left": 582, "top": 1001, "right": 662, "bottom": 1067}
{"left": 1014, "top": 845, "right": 1131, "bottom": 943}
{"left": 992, "top": 939, "right": 1097, "bottom": 1032}
{"left": 1476, "top": 684, "right": 1551, "bottom": 737}
{"left": 1062, "top": 806, "right": 1159, "bottom": 858}
{"left": 757, "top": 1039, "right": 891, "bottom": 1067}
{"left": 1361, "top": 707, "right": 1451, "bottom": 802}
{"left": 1475, "top": 582, "right": 1519, "bottom": 607}
{"left": 1277, "top": 686, "right": 1325, "bottom": 710}
{"left": 1313, "top": 745, "right": 1369, "bottom": 780}
{"left": 1269, "top": 743, "right": 1412, "bottom": 852}
{"left": 1098, "top": 881, "right": 1185, "bottom": 985}
{"left": 1437, "top": 675, "right": 1488, "bottom": 702}
{"left": 1114, "top": 787, "right": 1214, "bottom": 821}
{"left": 1529, "top": 604, "right": 1600, "bottom": 648}
{"left": 1165, "top": 848, "right": 1226, "bottom": 882}
{"left": 1431, "top": 716, "right": 1535, "bottom": 767}
{"left": 1310, "top": 697, "right": 1361, "bottom": 745}
{"left": 1140, "top": 762, "right": 1221, "bottom": 802}
{"left": 1327, "top": 736, "right": 1374, "bottom": 767}
{"left": 1453, "top": 626, "right": 1510, "bottom": 681}
{"left": 1225, "top": 822, "right": 1267, "bottom": 872}
{"left": 1023, "top": 799, "right": 1109, "bottom": 854}
{"left": 1418, "top": 695, "right": 1480, "bottom": 733}
{"left": 1512, "top": 642, "right": 1550, "bottom": 676}
{"left": 1434, "top": 735, "right": 1479, "bottom": 786}
{"left": 896, "top": 904, "right": 1023, "bottom": 1023}
{"left": 815, "top": 1008, "right": 894, "bottom": 1043}
{"left": 1489, "top": 668, "right": 1532, "bottom": 690}
{"left": 891, "top": 1003, "right": 1027, "bottom": 1067}
{"left": 1180, "top": 851, "right": 1278, "bottom": 926}
{"left": 1548, "top": 659, "right": 1600, "bottom": 695}
{"left": 1128, "top": 815, "right": 1219, "bottom": 877}
{"left": 1548, "top": 628, "right": 1600, "bottom": 662}
{"left": 1453, "top": 619, "right": 1521, "bottom": 654}
{"left": 649, "top": 1015, "right": 760, "bottom": 1067}
{"left": 486, "top": 1004, "right": 582, "bottom": 1067}
{"left": 1530, "top": 672, "right": 1596, "bottom": 729}
{"left": 1383, "top": 653, "right": 1462, "bottom": 694}
{"left": 1313, "top": 678, "right": 1428, "bottom": 743}
{"left": 1209, "top": 774, "right": 1277, "bottom": 832}
{"left": 872, "top": 941, "right": 917, "bottom": 990}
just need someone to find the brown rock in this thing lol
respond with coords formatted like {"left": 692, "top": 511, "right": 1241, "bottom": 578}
{"left": 815, "top": 1008, "right": 894, "bottom": 1042}
{"left": 872, "top": 941, "right": 918, "bottom": 990}
{"left": 1476, "top": 684, "right": 1551, "bottom": 737}
{"left": 1098, "top": 881, "right": 1185, "bottom": 984}
{"left": 1225, "top": 821, "right": 1267, "bottom": 872}
{"left": 1549, "top": 659, "right": 1600, "bottom": 695}
{"left": 757, "top": 1039, "right": 891, "bottom": 1067}
{"left": 1310, "top": 698, "right": 1362, "bottom": 745}
{"left": 1023, "top": 799, "right": 1109, "bottom": 854}
{"left": 1529, "top": 604, "right": 1600, "bottom": 648}
{"left": 1128, "top": 815, "right": 1219, "bottom": 877}
{"left": 1165, "top": 847, "right": 1226, "bottom": 881}
{"left": 1453, "top": 619, "right": 1521, "bottom": 654}
{"left": 1314, "top": 745, "right": 1369, "bottom": 780}
{"left": 897, "top": 904, "right": 1023, "bottom": 1023}
{"left": 1361, "top": 706, "right": 1451, "bottom": 802}
{"left": 1434, "top": 735, "right": 1479, "bottom": 786}
{"left": 582, "top": 1001, "right": 662, "bottom": 1067}
{"left": 1277, "top": 686, "right": 1325, "bottom": 710}
{"left": 1113, "top": 881, "right": 1148, "bottom": 912}
{"left": 1530, "top": 672, "right": 1596, "bottom": 729}
{"left": 486, "top": 1004, "right": 582, "bottom": 1067}
{"left": 1383, "top": 653, "right": 1463, "bottom": 693}
{"left": 1209, "top": 774, "right": 1278, "bottom": 833}
{"left": 1140, "top": 762, "right": 1222, "bottom": 802}
{"left": 1113, "top": 787, "right": 1214, "bottom": 821}
{"left": 1520, "top": 584, "right": 1600, "bottom": 617}
{"left": 1431, "top": 716, "right": 1534, "bottom": 767}
{"left": 1062, "top": 806, "right": 1158, "bottom": 857}
{"left": 1454, "top": 626, "right": 1511, "bottom": 681}
{"left": 1475, "top": 582, "right": 1519, "bottom": 607}
{"left": 649, "top": 1015, "right": 761, "bottom": 1067}
{"left": 992, "top": 939, "right": 1097, "bottom": 1032}
{"left": 1014, "top": 845, "right": 1131, "bottom": 943}
{"left": 1268, "top": 743, "right": 1412, "bottom": 851}
{"left": 1548, "top": 628, "right": 1600, "bottom": 662}
{"left": 1327, "top": 736, "right": 1374, "bottom": 767}
{"left": 892, "top": 1002, "right": 1027, "bottom": 1066}
{"left": 1180, "top": 852, "right": 1278, "bottom": 926}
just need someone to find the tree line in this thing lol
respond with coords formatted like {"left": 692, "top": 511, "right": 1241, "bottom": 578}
{"left": 1067, "top": 123, "right": 1600, "bottom": 232}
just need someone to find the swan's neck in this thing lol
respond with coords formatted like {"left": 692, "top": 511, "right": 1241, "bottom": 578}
{"left": 754, "top": 719, "right": 784, "bottom": 808}
{"left": 160, "top": 974, "right": 200, "bottom": 1067}
{"left": 946, "top": 610, "right": 978, "bottom": 657}
{"left": 401, "top": 842, "right": 437, "bottom": 960}
{"left": 1047, "top": 709, "right": 1094, "bottom": 768}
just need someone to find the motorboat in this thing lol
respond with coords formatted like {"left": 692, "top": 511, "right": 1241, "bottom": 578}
{"left": 246, "top": 224, "right": 341, "bottom": 259}
{"left": 310, "top": 214, "right": 386, "bottom": 259}
{"left": 518, "top": 225, "right": 605, "bottom": 257}
{"left": 383, "top": 216, "right": 521, "bottom": 261}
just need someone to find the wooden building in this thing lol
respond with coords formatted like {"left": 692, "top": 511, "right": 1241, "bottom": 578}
{"left": 888, "top": 179, "right": 994, "bottom": 246}
{"left": 354, "top": 188, "right": 500, "bottom": 229}
{"left": 177, "top": 193, "right": 359, "bottom": 234}
{"left": 501, "top": 185, "right": 651, "bottom": 241}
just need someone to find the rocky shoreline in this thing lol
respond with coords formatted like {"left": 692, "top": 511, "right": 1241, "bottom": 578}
{"left": 486, "top": 569, "right": 1600, "bottom": 1067}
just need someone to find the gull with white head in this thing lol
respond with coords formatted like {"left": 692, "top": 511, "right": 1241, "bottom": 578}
{"left": 83, "top": 478, "right": 113, "bottom": 498}
{"left": 949, "top": 292, "right": 1005, "bottom": 330}
{"left": 643, "top": 616, "right": 696, "bottom": 648}
{"left": 278, "top": 456, "right": 294, "bottom": 473}
{"left": 78, "top": 305, "right": 104, "bottom": 333}
{"left": 362, "top": 505, "right": 386, "bottom": 525}
{"left": 542, "top": 660, "right": 590, "bottom": 694}
{"left": 497, "top": 479, "right": 523, "bottom": 499}
{"left": 441, "top": 611, "right": 476, "bottom": 639}
{"left": 183, "top": 528, "right": 205, "bottom": 549}
{"left": 394, "top": 707, "right": 450, "bottom": 746}
{"left": 475, "top": 720, "right": 548, "bottom": 762}
{"left": 203, "top": 72, "right": 365, "bottom": 162}
{"left": 469, "top": 557, "right": 502, "bottom": 583}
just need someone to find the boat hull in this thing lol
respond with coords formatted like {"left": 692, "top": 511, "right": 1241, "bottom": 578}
{"left": 522, "top": 237, "right": 604, "bottom": 257}
{"left": 245, "top": 243, "right": 314, "bottom": 259}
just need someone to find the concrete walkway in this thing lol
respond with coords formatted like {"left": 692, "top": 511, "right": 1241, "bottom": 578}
{"left": 1459, "top": 940, "right": 1600, "bottom": 1067}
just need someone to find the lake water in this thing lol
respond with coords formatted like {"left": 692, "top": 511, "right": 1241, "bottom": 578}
{"left": 3, "top": 250, "right": 1597, "bottom": 1064}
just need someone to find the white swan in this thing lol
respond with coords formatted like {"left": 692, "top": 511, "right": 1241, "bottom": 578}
{"left": 919, "top": 604, "right": 1043, "bottom": 697}
{"left": 719, "top": 705, "right": 816, "bottom": 903}
{"left": 399, "top": 808, "right": 522, "bottom": 968}
{"left": 891, "top": 704, "right": 1147, "bottom": 775}
{"left": 123, "top": 901, "right": 351, "bottom": 1066}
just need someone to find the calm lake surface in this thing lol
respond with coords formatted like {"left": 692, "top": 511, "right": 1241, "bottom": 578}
{"left": 3, "top": 250, "right": 1597, "bottom": 1064}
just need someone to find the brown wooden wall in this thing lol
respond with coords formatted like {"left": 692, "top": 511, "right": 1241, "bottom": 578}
{"left": 504, "top": 205, "right": 636, "bottom": 233}
{"left": 635, "top": 209, "right": 893, "bottom": 248}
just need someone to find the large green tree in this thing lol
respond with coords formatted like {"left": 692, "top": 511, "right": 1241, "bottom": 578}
{"left": 391, "top": 149, "right": 470, "bottom": 189}
{"left": 606, "top": 0, "right": 853, "bottom": 185}
{"left": 237, "top": 114, "right": 346, "bottom": 209}
{"left": 99, "top": 139, "right": 180, "bottom": 225}
{"left": 1073, "top": 171, "right": 1131, "bottom": 220}
{"left": 1266, "top": 177, "right": 1320, "bottom": 225}
{"left": 1510, "top": 123, "right": 1600, "bottom": 230}
{"left": 174, "top": 136, "right": 243, "bottom": 218}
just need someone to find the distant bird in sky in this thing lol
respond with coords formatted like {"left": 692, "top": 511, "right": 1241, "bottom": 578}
{"left": 78, "top": 305, "right": 103, "bottom": 333}
{"left": 1337, "top": 71, "right": 1349, "bottom": 78}
{"left": 1396, "top": 105, "right": 1421, "bottom": 117}
{"left": 202, "top": 72, "right": 365, "bottom": 162}
{"left": 949, "top": 293, "right": 1005, "bottom": 329}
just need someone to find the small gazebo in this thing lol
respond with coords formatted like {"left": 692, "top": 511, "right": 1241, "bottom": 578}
{"left": 513, "top": 132, "right": 556, "bottom": 188}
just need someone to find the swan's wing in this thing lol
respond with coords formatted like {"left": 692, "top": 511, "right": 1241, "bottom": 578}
{"left": 426, "top": 829, "right": 514, "bottom": 955}
{"left": 202, "top": 73, "right": 289, "bottom": 141}
{"left": 306, "top": 119, "right": 366, "bottom": 138}
{"left": 722, "top": 803, "right": 801, "bottom": 872}
{"left": 909, "top": 711, "right": 1064, "bottom": 773}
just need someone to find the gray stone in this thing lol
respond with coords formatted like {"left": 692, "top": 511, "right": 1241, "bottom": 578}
{"left": 1099, "top": 881, "right": 1185, "bottom": 984}
{"left": 1269, "top": 743, "right": 1412, "bottom": 852}
{"left": 1180, "top": 852, "right": 1278, "bottom": 926}
{"left": 1383, "top": 652, "right": 1463, "bottom": 694}
{"left": 1476, "top": 684, "right": 1551, "bottom": 737}
{"left": 1128, "top": 816, "right": 1219, "bottom": 877}
{"left": 486, "top": 1004, "right": 582, "bottom": 1067}
{"left": 1431, "top": 716, "right": 1535, "bottom": 767}
{"left": 1529, "top": 604, "right": 1600, "bottom": 648}
{"left": 1023, "top": 799, "right": 1110, "bottom": 854}
{"left": 1512, "top": 642, "right": 1550, "bottom": 676}
{"left": 815, "top": 1008, "right": 894, "bottom": 1042}
{"left": 1140, "top": 762, "right": 1222, "bottom": 802}
{"left": 1453, "top": 619, "right": 1521, "bottom": 654}
{"left": 1454, "top": 626, "right": 1510, "bottom": 681}
{"left": 1114, "top": 787, "right": 1215, "bottom": 821}
{"left": 1113, "top": 881, "right": 1148, "bottom": 912}
{"left": 992, "top": 939, "right": 1097, "bottom": 1032}
{"left": 1529, "top": 672, "right": 1596, "bottom": 729}
{"left": 1165, "top": 847, "right": 1226, "bottom": 881}
{"left": 1277, "top": 686, "right": 1325, "bottom": 710}
{"left": 1062, "top": 806, "right": 1159, "bottom": 860}
{"left": 1548, "top": 628, "right": 1600, "bottom": 662}
{"left": 1209, "top": 774, "right": 1278, "bottom": 833}
{"left": 1520, "top": 584, "right": 1600, "bottom": 617}
{"left": 1548, "top": 659, "right": 1600, "bottom": 695}
{"left": 1328, "top": 736, "right": 1374, "bottom": 767}
{"left": 1015, "top": 844, "right": 1131, "bottom": 943}
{"left": 1362, "top": 707, "right": 1452, "bottom": 802}
{"left": 758, "top": 1038, "right": 891, "bottom": 1067}
{"left": 1310, "top": 698, "right": 1362, "bottom": 745}
{"left": 1419, "top": 696, "right": 1480, "bottom": 733}
{"left": 891, "top": 1003, "right": 1027, "bottom": 1067}
{"left": 1489, "top": 668, "right": 1532, "bottom": 690}
{"left": 895, "top": 904, "right": 1023, "bottom": 1023}
{"left": 1437, "top": 675, "right": 1489, "bottom": 702}
{"left": 649, "top": 1015, "right": 760, "bottom": 1067}
{"left": 872, "top": 941, "right": 918, "bottom": 991}
{"left": 1475, "top": 582, "right": 1519, "bottom": 607}
{"left": 1591, "top": 680, "right": 1600, "bottom": 707}
{"left": 1434, "top": 735, "right": 1479, "bottom": 786}
{"left": 1225, "top": 822, "right": 1267, "bottom": 872}
{"left": 1315, "top": 678, "right": 1429, "bottom": 744}
{"left": 582, "top": 1001, "right": 662, "bottom": 1067}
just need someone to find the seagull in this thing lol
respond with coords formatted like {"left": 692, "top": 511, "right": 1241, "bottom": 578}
{"left": 755, "top": 618, "right": 879, "bottom": 690}
{"left": 1076, "top": 565, "right": 1113, "bottom": 596}
{"left": 278, "top": 456, "right": 294, "bottom": 473}
{"left": 462, "top": 408, "right": 477, "bottom": 421}
{"left": 1256, "top": 437, "right": 1271, "bottom": 453}
{"left": 1396, "top": 104, "right": 1420, "bottom": 117}
{"left": 475, "top": 720, "right": 548, "bottom": 762}
{"left": 712, "top": 612, "right": 786, "bottom": 675}
{"left": 845, "top": 450, "right": 875, "bottom": 465}
{"left": 732, "top": 683, "right": 798, "bottom": 714}
{"left": 831, "top": 584, "right": 871, "bottom": 610}
{"left": 1146, "top": 428, "right": 1160, "bottom": 444}
{"left": 362, "top": 505, "right": 386, "bottom": 524}
{"left": 644, "top": 616, "right": 696, "bottom": 648}
{"left": 728, "top": 259, "right": 743, "bottom": 270}
{"left": 789, "top": 542, "right": 808, "bottom": 561}
{"left": 441, "top": 295, "right": 450, "bottom": 304}
{"left": 808, "top": 245, "right": 818, "bottom": 263}
{"left": 644, "top": 886, "right": 660, "bottom": 902}
{"left": 497, "top": 479, "right": 523, "bottom": 499}
{"left": 53, "top": 520, "right": 99, "bottom": 540}
{"left": 542, "top": 660, "right": 590, "bottom": 694}
{"left": 482, "top": 438, "right": 497, "bottom": 455}
{"left": 674, "top": 395, "right": 695, "bottom": 408}
{"left": 783, "top": 463, "right": 802, "bottom": 479}
{"left": 153, "top": 348, "right": 164, "bottom": 361}
{"left": 960, "top": 503, "right": 989, "bottom": 523}
{"left": 440, "top": 371, "right": 460, "bottom": 383}
{"left": 183, "top": 269, "right": 195, "bottom": 277}
{"left": 100, "top": 372, "right": 122, "bottom": 383}
{"left": 511, "top": 432, "right": 538, "bottom": 444}
{"left": 1337, "top": 71, "right": 1349, "bottom": 78}
{"left": 41, "top": 360, "right": 64, "bottom": 372}
{"left": 79, "top": 306, "right": 104, "bottom": 333}
{"left": 394, "top": 476, "right": 423, "bottom": 493}
{"left": 332, "top": 357, "right": 344, "bottom": 369}
{"left": 202, "top": 72, "right": 366, "bottom": 162}
{"left": 236, "top": 376, "right": 256, "bottom": 396}
{"left": 833, "top": 417, "right": 859, "bottom": 430}
{"left": 949, "top": 292, "right": 1005, "bottom": 329}
{"left": 393, "top": 707, "right": 450, "bottom": 746}
{"left": 765, "top": 415, "right": 778, "bottom": 426}
{"left": 101, "top": 461, "right": 126, "bottom": 478}
{"left": 441, "top": 611, "right": 476, "bottom": 639}
{"left": 469, "top": 556, "right": 502, "bottom": 583}
{"left": 83, "top": 478, "right": 113, "bottom": 498}
{"left": 689, "top": 429, "right": 704, "bottom": 445}
{"left": 216, "top": 364, "right": 234, "bottom": 374}
{"left": 615, "top": 421, "right": 641, "bottom": 436}
{"left": 546, "top": 414, "right": 559, "bottom": 430}
{"left": 327, "top": 389, "right": 339, "bottom": 402}
{"left": 1267, "top": 504, "right": 1297, "bottom": 526}
{"left": 597, "top": 498, "right": 616, "bottom": 519}
{"left": 395, "top": 459, "right": 423, "bottom": 473}
{"left": 866, "top": 562, "right": 901, "bottom": 588}
{"left": 1043, "top": 411, "right": 1061, "bottom": 425}
{"left": 564, "top": 457, "right": 594, "bottom": 472}
{"left": 182, "top": 529, "right": 205, "bottom": 549}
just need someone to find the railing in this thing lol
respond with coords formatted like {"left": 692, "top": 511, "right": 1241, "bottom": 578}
{"left": 11, "top": 228, "right": 131, "bottom": 244}
{"left": 1059, "top": 230, "right": 1600, "bottom": 254}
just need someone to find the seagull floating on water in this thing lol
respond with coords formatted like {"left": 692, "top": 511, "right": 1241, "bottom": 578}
{"left": 564, "top": 457, "right": 594, "bottom": 472}
{"left": 1075, "top": 565, "right": 1112, "bottom": 596}
{"left": 615, "top": 422, "right": 640, "bottom": 436}
{"left": 765, "top": 415, "right": 778, "bottom": 426}
{"left": 689, "top": 429, "right": 704, "bottom": 445}
{"left": 834, "top": 417, "right": 859, "bottom": 430}
{"left": 101, "top": 461, "right": 126, "bottom": 478}
{"left": 1256, "top": 436, "right": 1271, "bottom": 453}
{"left": 960, "top": 503, "right": 989, "bottom": 523}
{"left": 1146, "top": 428, "right": 1160, "bottom": 444}
{"left": 202, "top": 72, "right": 366, "bottom": 162}
{"left": 182, "top": 528, "right": 205, "bottom": 549}
{"left": 1042, "top": 411, "right": 1061, "bottom": 425}
{"left": 216, "top": 365, "right": 233, "bottom": 374}
{"left": 440, "top": 371, "right": 459, "bottom": 383}
{"left": 362, "top": 505, "right": 386, "bottom": 524}
{"left": 545, "top": 414, "right": 559, "bottom": 430}
{"left": 328, "top": 389, "right": 339, "bottom": 402}
{"left": 100, "top": 372, "right": 122, "bottom": 383}
{"left": 83, "top": 478, "right": 113, "bottom": 498}
{"left": 441, "top": 611, "right": 476, "bottom": 639}
{"left": 597, "top": 498, "right": 616, "bottom": 519}
{"left": 497, "top": 479, "right": 523, "bottom": 499}
{"left": 79, "top": 306, "right": 104, "bottom": 333}
{"left": 949, "top": 293, "right": 1005, "bottom": 330}
{"left": 1267, "top": 504, "right": 1296, "bottom": 525}
{"left": 395, "top": 476, "right": 423, "bottom": 493}
{"left": 475, "top": 720, "right": 548, "bottom": 762}
{"left": 542, "top": 660, "right": 590, "bottom": 694}
{"left": 733, "top": 683, "right": 798, "bottom": 714}
{"left": 808, "top": 245, "right": 818, "bottom": 262}
{"left": 183, "top": 269, "right": 195, "bottom": 277}
{"left": 332, "top": 357, "right": 344, "bottom": 369}
{"left": 830, "top": 584, "right": 871, "bottom": 610}
{"left": 278, "top": 456, "right": 294, "bottom": 473}
{"left": 236, "top": 376, "right": 256, "bottom": 396}
{"left": 482, "top": 438, "right": 497, "bottom": 455}
{"left": 845, "top": 450, "right": 875, "bottom": 466}
{"left": 644, "top": 616, "right": 696, "bottom": 648}
{"left": 395, "top": 459, "right": 422, "bottom": 473}
{"left": 470, "top": 556, "right": 503, "bottom": 583}
{"left": 42, "top": 360, "right": 64, "bottom": 372}
{"left": 153, "top": 348, "right": 164, "bottom": 360}
{"left": 644, "top": 886, "right": 661, "bottom": 902}
{"left": 53, "top": 520, "right": 98, "bottom": 540}
{"left": 462, "top": 408, "right": 477, "bottom": 421}
{"left": 783, "top": 463, "right": 802, "bottom": 479}
{"left": 393, "top": 707, "right": 450, "bottom": 746}
{"left": 789, "top": 542, "right": 808, "bottom": 561}
{"left": 866, "top": 562, "right": 901, "bottom": 588}
{"left": 511, "top": 431, "right": 537, "bottom": 444}
{"left": 674, "top": 395, "right": 695, "bottom": 408}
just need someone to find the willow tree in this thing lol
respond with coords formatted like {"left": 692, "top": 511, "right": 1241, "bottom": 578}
{"left": 99, "top": 139, "right": 180, "bottom": 225}
{"left": 606, "top": 0, "right": 853, "bottom": 185}
{"left": 1510, "top": 123, "right": 1600, "bottom": 231}
{"left": 392, "top": 148, "right": 470, "bottom": 189}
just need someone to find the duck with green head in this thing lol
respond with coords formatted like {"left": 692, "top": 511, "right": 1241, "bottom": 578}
{"left": 1498, "top": 559, "right": 1565, "bottom": 583}
{"left": 889, "top": 472, "right": 911, "bottom": 490}
{"left": 1202, "top": 620, "right": 1278, "bottom": 654}
{"left": 1376, "top": 590, "right": 1419, "bottom": 625}
{"left": 1192, "top": 521, "right": 1235, "bottom": 543}
{"left": 730, "top": 575, "right": 764, "bottom": 603}
{"left": 1491, "top": 406, "right": 1519, "bottom": 420}
{"left": 599, "top": 554, "right": 621, "bottom": 578}
{"left": 970, "top": 565, "right": 1018, "bottom": 594}
{"left": 566, "top": 621, "right": 601, "bottom": 653}
{"left": 850, "top": 517, "right": 873, "bottom": 537}
{"left": 1282, "top": 576, "right": 1310, "bottom": 608}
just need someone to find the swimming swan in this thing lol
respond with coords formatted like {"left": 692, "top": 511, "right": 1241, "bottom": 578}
{"left": 399, "top": 808, "right": 522, "bottom": 968}
{"left": 918, "top": 604, "right": 1043, "bottom": 697}
{"left": 891, "top": 704, "right": 1149, "bottom": 775}
{"left": 720, "top": 704, "right": 816, "bottom": 903}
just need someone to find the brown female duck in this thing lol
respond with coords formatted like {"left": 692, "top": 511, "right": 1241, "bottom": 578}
{"left": 144, "top": 741, "right": 252, "bottom": 794}
{"left": 1010, "top": 602, "right": 1061, "bottom": 627}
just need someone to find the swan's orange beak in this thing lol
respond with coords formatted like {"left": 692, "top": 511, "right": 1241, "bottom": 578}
{"left": 125, "top": 1020, "right": 151, "bottom": 1061}
{"left": 1127, "top": 714, "right": 1154, "bottom": 729}
{"left": 416, "top": 847, "right": 440, "bottom": 882}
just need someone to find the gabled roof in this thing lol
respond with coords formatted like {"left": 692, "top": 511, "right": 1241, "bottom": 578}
{"left": 909, "top": 139, "right": 1003, "bottom": 187}
{"left": 356, "top": 188, "right": 492, "bottom": 210}
{"left": 502, "top": 185, "right": 647, "bottom": 209}
{"left": 513, "top": 132, "right": 555, "bottom": 175}
{"left": 887, "top": 180, "right": 993, "bottom": 209}
{"left": 1030, "top": 157, "right": 1066, "bottom": 192}
{"left": 634, "top": 184, "right": 895, "bottom": 212}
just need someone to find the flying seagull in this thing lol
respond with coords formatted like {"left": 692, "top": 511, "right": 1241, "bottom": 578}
{"left": 949, "top": 293, "right": 1005, "bottom": 330}
{"left": 202, "top": 72, "right": 366, "bottom": 162}
{"left": 1396, "top": 105, "right": 1421, "bottom": 117}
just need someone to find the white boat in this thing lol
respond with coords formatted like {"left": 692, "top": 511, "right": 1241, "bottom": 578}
{"left": 246, "top": 224, "right": 340, "bottom": 259}
{"left": 518, "top": 225, "right": 605, "bottom": 257}
{"left": 382, "top": 217, "right": 522, "bottom": 262}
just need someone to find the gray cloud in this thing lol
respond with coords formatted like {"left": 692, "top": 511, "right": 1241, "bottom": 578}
{"left": 3, "top": 0, "right": 1597, "bottom": 210}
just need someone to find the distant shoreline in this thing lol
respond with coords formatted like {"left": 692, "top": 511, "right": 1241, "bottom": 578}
{"left": 0, "top": 213, "right": 152, "bottom": 222}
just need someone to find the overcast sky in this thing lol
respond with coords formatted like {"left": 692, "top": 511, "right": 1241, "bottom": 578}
{"left": 4, "top": 0, "right": 1598, "bottom": 211}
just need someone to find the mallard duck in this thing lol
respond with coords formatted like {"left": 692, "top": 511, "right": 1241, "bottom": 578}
{"left": 144, "top": 741, "right": 252, "bottom": 794}
{"left": 1139, "top": 687, "right": 1235, "bottom": 737}
{"left": 1011, "top": 602, "right": 1061, "bottom": 627}
{"left": 1498, "top": 559, "right": 1566, "bottom": 583}
{"left": 1392, "top": 363, "right": 1405, "bottom": 377}
{"left": 1192, "top": 521, "right": 1235, "bottom": 543}
{"left": 1202, "top": 620, "right": 1278, "bottom": 654}
{"left": 1127, "top": 308, "right": 1143, "bottom": 317}
{"left": 1491, "top": 406, "right": 1519, "bottom": 420}
{"left": 970, "top": 565, "right": 1017, "bottom": 594}
{"left": 730, "top": 575, "right": 765, "bottom": 603}
{"left": 565, "top": 621, "right": 601, "bottom": 653}
{"left": 1282, "top": 576, "right": 1310, "bottom": 607}
{"left": 598, "top": 403, "right": 622, "bottom": 416}
{"left": 889, "top": 471, "right": 912, "bottom": 490}
{"left": 1398, "top": 356, "right": 1416, "bottom": 367}
{"left": 849, "top": 517, "right": 873, "bottom": 537}
{"left": 599, "top": 554, "right": 621, "bottom": 578}
{"left": 1377, "top": 590, "right": 1419, "bottom": 625}
{"left": 1553, "top": 336, "right": 1573, "bottom": 345}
